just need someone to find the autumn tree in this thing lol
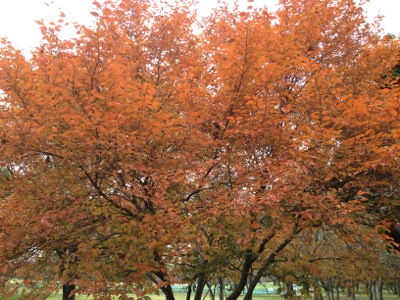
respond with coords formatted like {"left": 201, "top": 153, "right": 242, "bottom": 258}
{"left": 0, "top": 0, "right": 399, "bottom": 299}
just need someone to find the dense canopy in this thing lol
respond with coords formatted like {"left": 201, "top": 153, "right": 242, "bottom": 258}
{"left": 0, "top": 0, "right": 399, "bottom": 299}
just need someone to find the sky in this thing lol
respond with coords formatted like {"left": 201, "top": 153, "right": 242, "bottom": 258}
{"left": 0, "top": 0, "right": 399, "bottom": 55}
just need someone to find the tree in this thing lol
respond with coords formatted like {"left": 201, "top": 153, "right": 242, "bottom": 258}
{"left": 0, "top": 0, "right": 399, "bottom": 299}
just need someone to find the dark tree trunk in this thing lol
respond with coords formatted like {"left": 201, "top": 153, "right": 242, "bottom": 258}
{"left": 227, "top": 230, "right": 298, "bottom": 300}
{"left": 62, "top": 283, "right": 76, "bottom": 300}
{"left": 194, "top": 273, "right": 206, "bottom": 300}
{"left": 207, "top": 282, "right": 215, "bottom": 300}
{"left": 154, "top": 253, "right": 176, "bottom": 300}
{"left": 186, "top": 284, "right": 192, "bottom": 300}
{"left": 242, "top": 236, "right": 297, "bottom": 300}
{"left": 286, "top": 282, "right": 294, "bottom": 298}
{"left": 242, "top": 269, "right": 265, "bottom": 300}
{"left": 246, "top": 275, "right": 253, "bottom": 300}
{"left": 226, "top": 254, "right": 257, "bottom": 300}
{"left": 161, "top": 284, "right": 176, "bottom": 300}
{"left": 219, "top": 278, "right": 225, "bottom": 300}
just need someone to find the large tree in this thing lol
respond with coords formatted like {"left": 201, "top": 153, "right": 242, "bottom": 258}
{"left": 0, "top": 0, "right": 398, "bottom": 299}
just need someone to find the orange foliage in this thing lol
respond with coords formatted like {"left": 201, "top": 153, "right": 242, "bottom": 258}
{"left": 0, "top": 0, "right": 398, "bottom": 299}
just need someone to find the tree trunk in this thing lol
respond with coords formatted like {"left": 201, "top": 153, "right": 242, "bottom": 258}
{"left": 242, "top": 236, "right": 297, "bottom": 300}
{"left": 376, "top": 278, "right": 383, "bottom": 300}
{"left": 314, "top": 279, "right": 323, "bottom": 300}
{"left": 325, "top": 289, "right": 331, "bottom": 300}
{"left": 154, "top": 254, "right": 175, "bottom": 300}
{"left": 186, "top": 284, "right": 192, "bottom": 300}
{"left": 323, "top": 279, "right": 331, "bottom": 300}
{"left": 329, "top": 279, "right": 334, "bottom": 300}
{"left": 287, "top": 282, "right": 294, "bottom": 298}
{"left": 226, "top": 254, "right": 256, "bottom": 300}
{"left": 161, "top": 284, "right": 175, "bottom": 300}
{"left": 335, "top": 285, "right": 340, "bottom": 300}
{"left": 367, "top": 282, "right": 373, "bottom": 300}
{"left": 242, "top": 269, "right": 265, "bottom": 300}
{"left": 227, "top": 232, "right": 298, "bottom": 300}
{"left": 62, "top": 283, "right": 76, "bottom": 300}
{"left": 219, "top": 278, "right": 225, "bottom": 300}
{"left": 207, "top": 282, "right": 215, "bottom": 300}
{"left": 246, "top": 273, "right": 253, "bottom": 300}
{"left": 351, "top": 287, "right": 356, "bottom": 300}
{"left": 194, "top": 273, "right": 206, "bottom": 300}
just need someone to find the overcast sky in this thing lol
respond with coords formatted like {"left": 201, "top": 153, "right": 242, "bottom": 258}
{"left": 0, "top": 0, "right": 399, "bottom": 55}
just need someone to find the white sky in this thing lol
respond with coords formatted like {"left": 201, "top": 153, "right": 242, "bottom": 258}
{"left": 0, "top": 0, "right": 399, "bottom": 55}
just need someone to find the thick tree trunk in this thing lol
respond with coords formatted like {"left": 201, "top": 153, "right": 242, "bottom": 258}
{"left": 154, "top": 253, "right": 175, "bottom": 300}
{"left": 227, "top": 230, "right": 298, "bottom": 300}
{"left": 219, "top": 278, "right": 225, "bottom": 300}
{"left": 62, "top": 283, "right": 76, "bottom": 300}
{"left": 194, "top": 273, "right": 206, "bottom": 300}
{"left": 226, "top": 254, "right": 256, "bottom": 300}
{"left": 161, "top": 284, "right": 175, "bottom": 300}
{"left": 244, "top": 236, "right": 299, "bottom": 300}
